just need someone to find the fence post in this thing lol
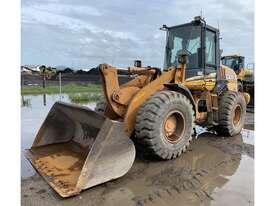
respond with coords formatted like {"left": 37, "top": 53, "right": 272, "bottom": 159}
{"left": 42, "top": 73, "right": 46, "bottom": 89}
{"left": 43, "top": 94, "right": 46, "bottom": 106}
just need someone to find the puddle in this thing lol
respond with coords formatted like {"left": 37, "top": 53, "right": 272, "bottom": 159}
{"left": 21, "top": 94, "right": 96, "bottom": 177}
{"left": 95, "top": 132, "right": 254, "bottom": 206}
{"left": 241, "top": 129, "right": 254, "bottom": 145}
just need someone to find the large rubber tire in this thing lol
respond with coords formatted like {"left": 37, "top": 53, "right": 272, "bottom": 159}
{"left": 135, "top": 90, "right": 195, "bottom": 160}
{"left": 216, "top": 91, "right": 246, "bottom": 136}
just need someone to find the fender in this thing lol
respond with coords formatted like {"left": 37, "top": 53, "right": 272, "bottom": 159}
{"left": 164, "top": 83, "right": 196, "bottom": 116}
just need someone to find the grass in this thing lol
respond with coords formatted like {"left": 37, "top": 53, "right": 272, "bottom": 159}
{"left": 68, "top": 93, "right": 103, "bottom": 103}
{"left": 21, "top": 84, "right": 102, "bottom": 95}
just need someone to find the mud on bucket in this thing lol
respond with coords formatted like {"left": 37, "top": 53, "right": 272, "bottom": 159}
{"left": 24, "top": 102, "right": 136, "bottom": 197}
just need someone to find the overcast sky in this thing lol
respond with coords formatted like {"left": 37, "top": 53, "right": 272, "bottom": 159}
{"left": 21, "top": 0, "right": 254, "bottom": 68}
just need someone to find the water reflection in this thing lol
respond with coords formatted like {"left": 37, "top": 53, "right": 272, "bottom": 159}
{"left": 43, "top": 94, "right": 46, "bottom": 106}
{"left": 21, "top": 94, "right": 96, "bottom": 177}
{"left": 21, "top": 95, "right": 32, "bottom": 108}
{"left": 84, "top": 133, "right": 253, "bottom": 206}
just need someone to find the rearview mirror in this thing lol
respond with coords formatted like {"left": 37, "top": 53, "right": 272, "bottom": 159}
{"left": 177, "top": 50, "right": 190, "bottom": 64}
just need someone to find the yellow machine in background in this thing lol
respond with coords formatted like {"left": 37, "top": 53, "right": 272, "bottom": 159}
{"left": 221, "top": 54, "right": 254, "bottom": 91}
{"left": 25, "top": 16, "right": 250, "bottom": 197}
{"left": 221, "top": 54, "right": 254, "bottom": 108}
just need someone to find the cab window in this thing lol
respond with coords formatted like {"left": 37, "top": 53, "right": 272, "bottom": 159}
{"left": 205, "top": 30, "right": 216, "bottom": 65}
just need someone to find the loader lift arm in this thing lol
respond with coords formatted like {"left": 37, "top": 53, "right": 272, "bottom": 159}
{"left": 99, "top": 63, "right": 180, "bottom": 135}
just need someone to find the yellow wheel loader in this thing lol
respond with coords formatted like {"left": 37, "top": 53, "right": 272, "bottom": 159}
{"left": 25, "top": 16, "right": 250, "bottom": 197}
{"left": 221, "top": 54, "right": 254, "bottom": 91}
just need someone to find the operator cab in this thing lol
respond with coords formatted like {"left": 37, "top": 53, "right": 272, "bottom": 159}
{"left": 163, "top": 16, "right": 220, "bottom": 78}
{"left": 221, "top": 55, "right": 245, "bottom": 74}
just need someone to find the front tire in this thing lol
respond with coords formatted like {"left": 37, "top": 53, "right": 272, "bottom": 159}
{"left": 135, "top": 90, "right": 195, "bottom": 160}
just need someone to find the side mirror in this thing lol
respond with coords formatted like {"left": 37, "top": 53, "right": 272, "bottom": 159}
{"left": 177, "top": 50, "right": 190, "bottom": 65}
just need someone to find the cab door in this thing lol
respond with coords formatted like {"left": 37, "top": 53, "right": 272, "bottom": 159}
{"left": 204, "top": 29, "right": 218, "bottom": 90}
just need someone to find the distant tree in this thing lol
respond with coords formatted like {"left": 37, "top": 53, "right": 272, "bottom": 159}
{"left": 75, "top": 69, "right": 87, "bottom": 74}
{"left": 63, "top": 68, "right": 74, "bottom": 74}
{"left": 87, "top": 67, "right": 100, "bottom": 75}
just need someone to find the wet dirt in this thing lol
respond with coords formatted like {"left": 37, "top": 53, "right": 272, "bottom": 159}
{"left": 26, "top": 141, "right": 89, "bottom": 196}
{"left": 243, "top": 112, "right": 254, "bottom": 130}
{"left": 21, "top": 94, "right": 254, "bottom": 206}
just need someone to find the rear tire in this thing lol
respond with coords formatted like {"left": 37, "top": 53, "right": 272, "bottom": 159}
{"left": 215, "top": 91, "right": 246, "bottom": 136}
{"left": 135, "top": 90, "right": 195, "bottom": 160}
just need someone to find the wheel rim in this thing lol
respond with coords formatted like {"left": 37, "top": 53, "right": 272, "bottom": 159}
{"left": 163, "top": 110, "right": 185, "bottom": 144}
{"left": 233, "top": 104, "right": 242, "bottom": 126}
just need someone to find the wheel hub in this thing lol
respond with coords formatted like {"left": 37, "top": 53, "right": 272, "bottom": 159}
{"left": 165, "top": 115, "right": 177, "bottom": 137}
{"left": 233, "top": 104, "right": 242, "bottom": 126}
{"left": 163, "top": 111, "right": 185, "bottom": 144}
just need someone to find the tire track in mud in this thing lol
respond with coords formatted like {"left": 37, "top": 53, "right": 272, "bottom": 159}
{"left": 129, "top": 130, "right": 254, "bottom": 205}
{"left": 130, "top": 155, "right": 242, "bottom": 205}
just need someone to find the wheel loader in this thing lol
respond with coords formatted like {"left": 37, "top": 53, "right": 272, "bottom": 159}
{"left": 221, "top": 54, "right": 254, "bottom": 108}
{"left": 221, "top": 54, "right": 254, "bottom": 91}
{"left": 25, "top": 16, "right": 250, "bottom": 197}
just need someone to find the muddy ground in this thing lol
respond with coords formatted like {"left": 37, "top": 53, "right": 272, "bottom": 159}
{"left": 21, "top": 112, "right": 254, "bottom": 206}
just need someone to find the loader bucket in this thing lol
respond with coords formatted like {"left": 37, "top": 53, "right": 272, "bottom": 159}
{"left": 24, "top": 102, "right": 135, "bottom": 197}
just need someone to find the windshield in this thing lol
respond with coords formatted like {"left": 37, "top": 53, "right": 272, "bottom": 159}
{"left": 222, "top": 57, "right": 244, "bottom": 72}
{"left": 164, "top": 25, "right": 201, "bottom": 68}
